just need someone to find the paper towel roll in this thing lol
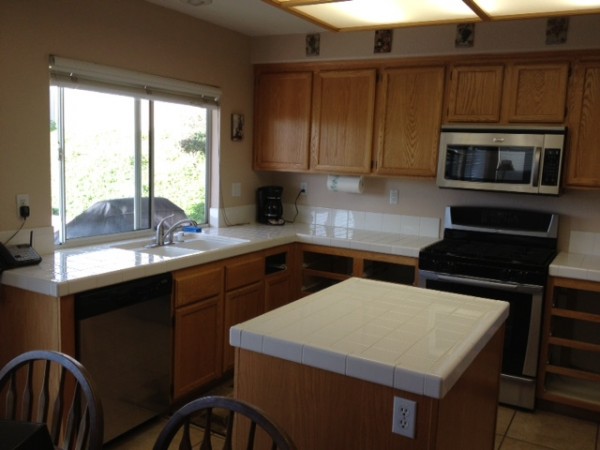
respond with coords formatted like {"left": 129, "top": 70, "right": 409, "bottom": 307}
{"left": 327, "top": 175, "right": 364, "bottom": 194}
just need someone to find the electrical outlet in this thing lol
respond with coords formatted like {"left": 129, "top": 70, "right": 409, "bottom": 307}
{"left": 392, "top": 396, "right": 416, "bottom": 438}
{"left": 300, "top": 182, "right": 308, "bottom": 194}
{"left": 16, "top": 194, "right": 30, "bottom": 218}
{"left": 389, "top": 189, "right": 398, "bottom": 205}
{"left": 231, "top": 182, "right": 241, "bottom": 198}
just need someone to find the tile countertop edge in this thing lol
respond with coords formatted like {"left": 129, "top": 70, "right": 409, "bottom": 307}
{"left": 0, "top": 225, "right": 439, "bottom": 297}
{"left": 231, "top": 279, "right": 510, "bottom": 400}
{"left": 549, "top": 251, "right": 600, "bottom": 283}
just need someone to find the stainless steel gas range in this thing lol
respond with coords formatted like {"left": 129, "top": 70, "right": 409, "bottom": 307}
{"left": 419, "top": 206, "right": 559, "bottom": 409}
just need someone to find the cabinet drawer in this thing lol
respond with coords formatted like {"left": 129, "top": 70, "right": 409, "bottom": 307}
{"left": 174, "top": 265, "right": 223, "bottom": 308}
{"left": 225, "top": 255, "right": 264, "bottom": 291}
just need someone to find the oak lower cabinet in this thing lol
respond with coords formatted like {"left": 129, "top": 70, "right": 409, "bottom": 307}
{"left": 0, "top": 285, "right": 73, "bottom": 368}
{"left": 311, "top": 68, "right": 377, "bottom": 174}
{"left": 172, "top": 262, "right": 224, "bottom": 401}
{"left": 173, "top": 246, "right": 298, "bottom": 398}
{"left": 537, "top": 277, "right": 600, "bottom": 413}
{"left": 222, "top": 253, "right": 265, "bottom": 372}
{"left": 565, "top": 60, "right": 600, "bottom": 188}
{"left": 374, "top": 65, "right": 445, "bottom": 177}
{"left": 298, "top": 244, "right": 417, "bottom": 297}
{"left": 253, "top": 70, "right": 312, "bottom": 171}
{"left": 264, "top": 245, "right": 297, "bottom": 312}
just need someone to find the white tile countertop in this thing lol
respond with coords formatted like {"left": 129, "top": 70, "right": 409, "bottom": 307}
{"left": 550, "top": 252, "right": 600, "bottom": 282}
{"left": 230, "top": 277, "right": 509, "bottom": 399}
{"left": 549, "top": 230, "right": 600, "bottom": 283}
{"left": 0, "top": 223, "right": 439, "bottom": 297}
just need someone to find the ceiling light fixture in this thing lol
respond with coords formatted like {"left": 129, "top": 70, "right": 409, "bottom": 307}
{"left": 264, "top": 0, "right": 600, "bottom": 31}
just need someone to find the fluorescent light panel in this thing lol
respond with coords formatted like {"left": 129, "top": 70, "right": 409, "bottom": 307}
{"left": 475, "top": 0, "right": 600, "bottom": 17}
{"left": 267, "top": 0, "right": 600, "bottom": 30}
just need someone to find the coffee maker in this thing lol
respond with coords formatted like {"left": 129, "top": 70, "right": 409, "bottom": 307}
{"left": 256, "top": 186, "right": 284, "bottom": 225}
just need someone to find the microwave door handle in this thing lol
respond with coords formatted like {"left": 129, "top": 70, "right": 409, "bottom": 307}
{"left": 532, "top": 147, "right": 542, "bottom": 187}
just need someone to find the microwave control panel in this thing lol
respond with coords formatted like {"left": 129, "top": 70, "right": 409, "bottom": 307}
{"left": 541, "top": 148, "right": 562, "bottom": 186}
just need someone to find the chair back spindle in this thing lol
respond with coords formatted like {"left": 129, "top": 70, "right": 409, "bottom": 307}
{"left": 153, "top": 396, "right": 295, "bottom": 450}
{"left": 0, "top": 350, "right": 103, "bottom": 450}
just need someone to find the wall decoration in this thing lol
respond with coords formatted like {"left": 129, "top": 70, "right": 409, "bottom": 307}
{"left": 231, "top": 113, "right": 244, "bottom": 141}
{"left": 455, "top": 23, "right": 475, "bottom": 48}
{"left": 546, "top": 17, "right": 569, "bottom": 45}
{"left": 374, "top": 29, "right": 393, "bottom": 53}
{"left": 306, "top": 33, "right": 320, "bottom": 56}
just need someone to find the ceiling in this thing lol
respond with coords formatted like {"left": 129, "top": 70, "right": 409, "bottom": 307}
{"left": 144, "top": 0, "right": 327, "bottom": 36}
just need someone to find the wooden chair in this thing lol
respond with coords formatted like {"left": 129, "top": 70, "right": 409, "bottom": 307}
{"left": 0, "top": 350, "right": 103, "bottom": 450}
{"left": 153, "top": 395, "right": 296, "bottom": 450}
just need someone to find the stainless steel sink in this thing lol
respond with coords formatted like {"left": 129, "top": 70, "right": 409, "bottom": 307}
{"left": 177, "top": 235, "right": 249, "bottom": 252}
{"left": 114, "top": 235, "right": 248, "bottom": 257}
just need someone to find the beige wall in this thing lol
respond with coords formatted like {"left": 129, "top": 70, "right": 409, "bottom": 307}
{"left": 253, "top": 15, "right": 600, "bottom": 250}
{"left": 0, "top": 0, "right": 259, "bottom": 234}
{"left": 2, "top": 2, "right": 599, "bottom": 251}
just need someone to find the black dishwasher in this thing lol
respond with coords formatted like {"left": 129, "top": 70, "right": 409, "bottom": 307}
{"left": 75, "top": 273, "right": 172, "bottom": 443}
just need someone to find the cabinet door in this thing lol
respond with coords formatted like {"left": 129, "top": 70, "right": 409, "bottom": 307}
{"left": 446, "top": 65, "right": 504, "bottom": 122}
{"left": 253, "top": 71, "right": 312, "bottom": 171}
{"left": 504, "top": 62, "right": 569, "bottom": 123}
{"left": 265, "top": 246, "right": 296, "bottom": 311}
{"left": 173, "top": 264, "right": 223, "bottom": 307}
{"left": 565, "top": 61, "right": 600, "bottom": 187}
{"left": 173, "top": 295, "right": 222, "bottom": 400}
{"left": 225, "top": 254, "right": 264, "bottom": 291}
{"left": 374, "top": 66, "right": 445, "bottom": 177}
{"left": 311, "top": 69, "right": 377, "bottom": 173}
{"left": 265, "top": 272, "right": 292, "bottom": 312}
{"left": 223, "top": 281, "right": 264, "bottom": 371}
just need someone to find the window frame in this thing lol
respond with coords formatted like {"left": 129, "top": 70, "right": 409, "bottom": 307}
{"left": 50, "top": 56, "right": 219, "bottom": 247}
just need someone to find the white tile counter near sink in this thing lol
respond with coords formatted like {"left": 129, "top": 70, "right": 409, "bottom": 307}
{"left": 0, "top": 223, "right": 440, "bottom": 298}
{"left": 114, "top": 234, "right": 250, "bottom": 257}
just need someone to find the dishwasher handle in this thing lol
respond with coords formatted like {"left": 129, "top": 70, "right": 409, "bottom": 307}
{"left": 75, "top": 273, "right": 172, "bottom": 320}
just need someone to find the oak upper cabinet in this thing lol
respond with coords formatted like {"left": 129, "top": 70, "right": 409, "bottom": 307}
{"left": 253, "top": 70, "right": 312, "bottom": 171}
{"left": 565, "top": 60, "right": 600, "bottom": 187}
{"left": 446, "top": 62, "right": 570, "bottom": 124}
{"left": 374, "top": 65, "right": 445, "bottom": 177}
{"left": 172, "top": 263, "right": 224, "bottom": 400}
{"left": 446, "top": 64, "right": 504, "bottom": 122}
{"left": 311, "top": 69, "right": 377, "bottom": 174}
{"left": 503, "top": 62, "right": 569, "bottom": 123}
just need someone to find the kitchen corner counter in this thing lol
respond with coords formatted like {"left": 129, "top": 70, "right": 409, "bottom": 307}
{"left": 550, "top": 251, "right": 600, "bottom": 283}
{"left": 0, "top": 223, "right": 438, "bottom": 297}
{"left": 230, "top": 277, "right": 509, "bottom": 399}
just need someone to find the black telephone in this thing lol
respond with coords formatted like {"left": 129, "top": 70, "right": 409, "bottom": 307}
{"left": 0, "top": 231, "right": 42, "bottom": 270}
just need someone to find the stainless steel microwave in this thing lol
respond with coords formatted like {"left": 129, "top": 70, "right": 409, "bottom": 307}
{"left": 437, "top": 125, "right": 566, "bottom": 195}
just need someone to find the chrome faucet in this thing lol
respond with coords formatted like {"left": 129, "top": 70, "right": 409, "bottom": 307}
{"left": 154, "top": 215, "right": 198, "bottom": 246}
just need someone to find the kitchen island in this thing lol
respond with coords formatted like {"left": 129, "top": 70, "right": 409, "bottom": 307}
{"left": 231, "top": 278, "right": 509, "bottom": 450}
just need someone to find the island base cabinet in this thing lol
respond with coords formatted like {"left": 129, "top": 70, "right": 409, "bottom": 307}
{"left": 234, "top": 326, "right": 504, "bottom": 450}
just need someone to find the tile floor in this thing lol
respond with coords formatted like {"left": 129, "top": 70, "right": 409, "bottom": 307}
{"left": 495, "top": 406, "right": 600, "bottom": 450}
{"left": 105, "top": 405, "right": 600, "bottom": 450}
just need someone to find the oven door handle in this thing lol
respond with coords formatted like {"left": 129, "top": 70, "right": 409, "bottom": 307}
{"left": 434, "top": 273, "right": 540, "bottom": 293}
